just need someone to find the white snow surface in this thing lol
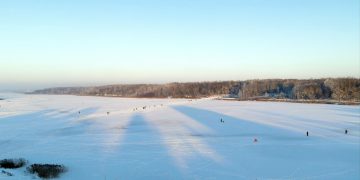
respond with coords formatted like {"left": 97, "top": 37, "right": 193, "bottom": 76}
{"left": 0, "top": 93, "right": 359, "bottom": 180}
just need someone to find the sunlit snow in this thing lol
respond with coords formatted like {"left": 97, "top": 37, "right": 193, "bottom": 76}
{"left": 0, "top": 93, "right": 359, "bottom": 179}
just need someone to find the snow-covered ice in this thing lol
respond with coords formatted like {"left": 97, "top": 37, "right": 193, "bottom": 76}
{"left": 0, "top": 93, "right": 359, "bottom": 179}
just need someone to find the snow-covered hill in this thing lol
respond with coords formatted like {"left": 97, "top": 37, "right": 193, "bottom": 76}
{"left": 0, "top": 94, "right": 359, "bottom": 179}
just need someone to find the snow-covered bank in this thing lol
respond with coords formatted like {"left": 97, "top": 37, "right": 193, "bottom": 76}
{"left": 0, "top": 94, "right": 359, "bottom": 179}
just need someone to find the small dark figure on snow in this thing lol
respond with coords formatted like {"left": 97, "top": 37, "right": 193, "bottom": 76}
{"left": 220, "top": 118, "right": 224, "bottom": 123}
{"left": 253, "top": 138, "right": 258, "bottom": 143}
{"left": 306, "top": 131, "right": 309, "bottom": 136}
{"left": 345, "top": 129, "right": 348, "bottom": 134}
{"left": 78, "top": 111, "right": 81, "bottom": 114}
{"left": 107, "top": 112, "right": 110, "bottom": 115}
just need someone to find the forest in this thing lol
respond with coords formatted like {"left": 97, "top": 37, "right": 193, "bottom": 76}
{"left": 31, "top": 78, "right": 360, "bottom": 101}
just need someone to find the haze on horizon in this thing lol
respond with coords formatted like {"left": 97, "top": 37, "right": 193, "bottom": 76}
{"left": 0, "top": 0, "right": 359, "bottom": 91}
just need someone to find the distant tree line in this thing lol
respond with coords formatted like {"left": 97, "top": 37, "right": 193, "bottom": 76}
{"left": 31, "top": 82, "right": 238, "bottom": 98}
{"left": 235, "top": 78, "right": 359, "bottom": 101}
{"left": 30, "top": 78, "right": 360, "bottom": 101}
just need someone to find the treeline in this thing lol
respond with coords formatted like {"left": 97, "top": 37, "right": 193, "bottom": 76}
{"left": 234, "top": 78, "right": 359, "bottom": 101}
{"left": 31, "top": 78, "right": 360, "bottom": 101}
{"left": 31, "top": 82, "right": 238, "bottom": 98}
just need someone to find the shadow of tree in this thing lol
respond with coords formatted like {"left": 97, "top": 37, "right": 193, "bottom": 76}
{"left": 111, "top": 113, "right": 182, "bottom": 179}
{"left": 172, "top": 105, "right": 300, "bottom": 139}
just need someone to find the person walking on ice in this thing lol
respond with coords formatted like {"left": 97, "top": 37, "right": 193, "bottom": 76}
{"left": 220, "top": 118, "right": 224, "bottom": 123}
{"left": 306, "top": 131, "right": 309, "bottom": 136}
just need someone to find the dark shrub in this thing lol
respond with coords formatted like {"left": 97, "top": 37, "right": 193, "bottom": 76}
{"left": 0, "top": 158, "right": 27, "bottom": 169}
{"left": 1, "top": 170, "right": 13, "bottom": 176}
{"left": 27, "top": 164, "right": 67, "bottom": 179}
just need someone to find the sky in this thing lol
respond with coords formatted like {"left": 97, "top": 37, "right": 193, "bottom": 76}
{"left": 0, "top": 0, "right": 359, "bottom": 91}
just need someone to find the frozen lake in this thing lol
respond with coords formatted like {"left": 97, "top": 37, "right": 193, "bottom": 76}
{"left": 0, "top": 93, "right": 359, "bottom": 179}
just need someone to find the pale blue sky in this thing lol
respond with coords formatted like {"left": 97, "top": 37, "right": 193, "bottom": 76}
{"left": 0, "top": 0, "right": 359, "bottom": 90}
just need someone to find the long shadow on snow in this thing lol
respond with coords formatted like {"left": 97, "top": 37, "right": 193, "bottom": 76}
{"left": 0, "top": 109, "right": 60, "bottom": 155}
{"left": 0, "top": 107, "right": 101, "bottom": 138}
{"left": 325, "top": 105, "right": 360, "bottom": 115}
{"left": 244, "top": 108, "right": 358, "bottom": 136}
{"left": 172, "top": 106, "right": 303, "bottom": 140}
{"left": 77, "top": 107, "right": 99, "bottom": 117}
{"left": 0, "top": 109, "right": 55, "bottom": 122}
{"left": 48, "top": 107, "right": 101, "bottom": 136}
{"left": 336, "top": 113, "right": 360, "bottom": 119}
{"left": 112, "top": 113, "right": 182, "bottom": 179}
{"left": 172, "top": 106, "right": 360, "bottom": 179}
{"left": 0, "top": 109, "right": 57, "bottom": 137}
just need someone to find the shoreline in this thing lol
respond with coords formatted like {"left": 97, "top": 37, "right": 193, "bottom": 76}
{"left": 218, "top": 98, "right": 360, "bottom": 105}
{"left": 24, "top": 93, "right": 360, "bottom": 105}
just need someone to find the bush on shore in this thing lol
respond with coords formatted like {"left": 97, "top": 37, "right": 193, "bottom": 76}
{"left": 27, "top": 164, "right": 67, "bottom": 179}
{"left": 0, "top": 158, "right": 27, "bottom": 169}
